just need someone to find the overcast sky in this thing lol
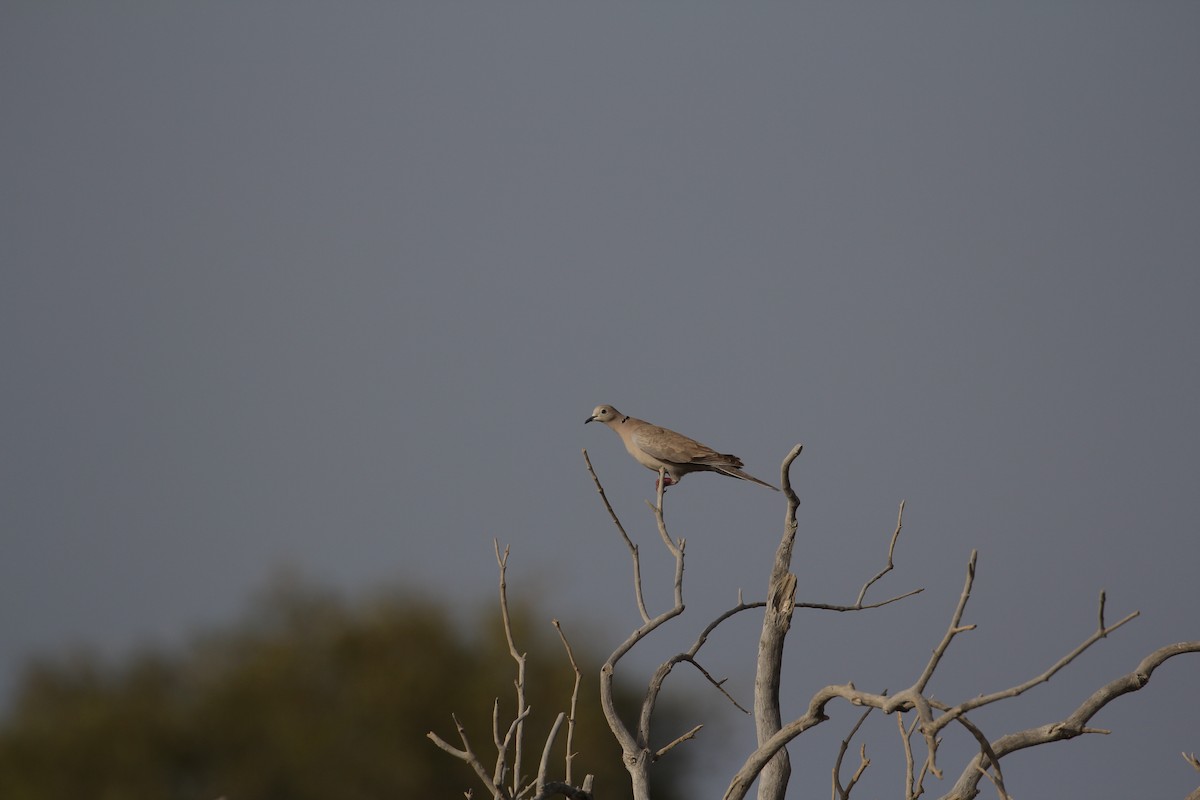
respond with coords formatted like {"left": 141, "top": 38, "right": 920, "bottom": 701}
{"left": 3, "top": 4, "right": 1199, "bottom": 797}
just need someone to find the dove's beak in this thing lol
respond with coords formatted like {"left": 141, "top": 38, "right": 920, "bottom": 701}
{"left": 584, "top": 415, "right": 596, "bottom": 424}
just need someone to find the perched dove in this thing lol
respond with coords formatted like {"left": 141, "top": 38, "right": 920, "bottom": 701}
{"left": 585, "top": 404, "right": 779, "bottom": 491}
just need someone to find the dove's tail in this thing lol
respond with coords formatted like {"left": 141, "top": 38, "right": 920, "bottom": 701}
{"left": 715, "top": 465, "right": 780, "bottom": 491}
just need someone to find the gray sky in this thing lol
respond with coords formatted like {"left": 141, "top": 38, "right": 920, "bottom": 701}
{"left": 3, "top": 4, "right": 1199, "bottom": 797}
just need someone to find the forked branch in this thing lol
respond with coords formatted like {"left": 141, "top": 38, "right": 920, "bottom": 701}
{"left": 551, "top": 619, "right": 582, "bottom": 785}
{"left": 727, "top": 546, "right": 1199, "bottom": 800}
{"left": 940, "top": 640, "right": 1200, "bottom": 800}
{"left": 589, "top": 457, "right": 689, "bottom": 800}
{"left": 832, "top": 707, "right": 874, "bottom": 800}
{"left": 495, "top": 542, "right": 529, "bottom": 795}
{"left": 855, "top": 500, "right": 908, "bottom": 606}
{"left": 1184, "top": 752, "right": 1200, "bottom": 800}
{"left": 430, "top": 545, "right": 593, "bottom": 800}
{"left": 428, "top": 713, "right": 505, "bottom": 799}
{"left": 931, "top": 590, "right": 1139, "bottom": 736}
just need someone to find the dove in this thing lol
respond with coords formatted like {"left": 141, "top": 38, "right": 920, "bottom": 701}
{"left": 585, "top": 404, "right": 779, "bottom": 491}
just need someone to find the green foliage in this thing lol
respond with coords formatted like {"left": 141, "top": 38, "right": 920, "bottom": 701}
{"left": 0, "top": 578, "right": 690, "bottom": 800}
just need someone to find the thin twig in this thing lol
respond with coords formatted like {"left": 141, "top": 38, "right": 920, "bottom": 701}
{"left": 492, "top": 699, "right": 503, "bottom": 762}
{"left": 646, "top": 469, "right": 686, "bottom": 614}
{"left": 684, "top": 656, "right": 751, "bottom": 713}
{"left": 886, "top": 550, "right": 978, "bottom": 780}
{"left": 551, "top": 619, "right": 582, "bottom": 785}
{"left": 855, "top": 500, "right": 907, "bottom": 606}
{"left": 974, "top": 762, "right": 1011, "bottom": 800}
{"left": 583, "top": 449, "right": 650, "bottom": 623}
{"left": 497, "top": 708, "right": 534, "bottom": 790}
{"left": 832, "top": 707, "right": 873, "bottom": 800}
{"left": 796, "top": 589, "right": 923, "bottom": 612}
{"left": 655, "top": 724, "right": 704, "bottom": 759}
{"left": 675, "top": 598, "right": 764, "bottom": 711}
{"left": 896, "top": 712, "right": 918, "bottom": 800}
{"left": 797, "top": 499, "right": 921, "bottom": 613}
{"left": 931, "top": 594, "right": 1140, "bottom": 735}
{"left": 915, "top": 550, "right": 977, "bottom": 695}
{"left": 428, "top": 714, "right": 506, "bottom": 799}
{"left": 495, "top": 541, "right": 529, "bottom": 795}
{"left": 944, "top": 709, "right": 1008, "bottom": 800}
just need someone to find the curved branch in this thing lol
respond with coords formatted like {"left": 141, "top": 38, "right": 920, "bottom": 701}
{"left": 496, "top": 541, "right": 529, "bottom": 794}
{"left": 729, "top": 552, "right": 1185, "bottom": 800}
{"left": 428, "top": 713, "right": 508, "bottom": 800}
{"left": 645, "top": 598, "right": 765, "bottom": 721}
{"left": 728, "top": 682, "right": 889, "bottom": 800}
{"left": 931, "top": 591, "right": 1139, "bottom": 735}
{"left": 534, "top": 713, "right": 567, "bottom": 797}
{"left": 855, "top": 499, "right": 907, "bottom": 606}
{"left": 754, "top": 444, "right": 804, "bottom": 800}
{"left": 832, "top": 707, "right": 874, "bottom": 800}
{"left": 583, "top": 449, "right": 650, "bottom": 624}
{"left": 940, "top": 641, "right": 1200, "bottom": 800}
{"left": 594, "top": 464, "right": 688, "bottom": 800}
{"left": 795, "top": 500, "right": 922, "bottom": 613}
{"left": 551, "top": 620, "right": 582, "bottom": 785}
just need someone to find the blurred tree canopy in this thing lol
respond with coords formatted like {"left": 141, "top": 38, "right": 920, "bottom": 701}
{"left": 0, "top": 577, "right": 690, "bottom": 800}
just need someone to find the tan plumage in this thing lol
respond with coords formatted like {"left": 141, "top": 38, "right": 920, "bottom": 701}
{"left": 585, "top": 404, "right": 778, "bottom": 491}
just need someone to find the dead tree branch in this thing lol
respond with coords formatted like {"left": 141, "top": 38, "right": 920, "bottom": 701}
{"left": 794, "top": 499, "right": 923, "bottom": 613}
{"left": 940, "top": 640, "right": 1200, "bottom": 800}
{"left": 496, "top": 541, "right": 530, "bottom": 795}
{"left": 656, "top": 724, "right": 705, "bottom": 759}
{"left": 647, "top": 467, "right": 684, "bottom": 605}
{"left": 583, "top": 449, "right": 650, "bottom": 624}
{"left": 832, "top": 707, "right": 873, "bottom": 800}
{"left": 896, "top": 712, "right": 928, "bottom": 800}
{"left": 856, "top": 500, "right": 907, "bottom": 606}
{"left": 1184, "top": 752, "right": 1200, "bottom": 800}
{"left": 726, "top": 542, "right": 1199, "bottom": 800}
{"left": 587, "top": 454, "right": 767, "bottom": 799}
{"left": 930, "top": 590, "right": 1139, "bottom": 737}
{"left": 647, "top": 597, "right": 764, "bottom": 718}
{"left": 531, "top": 713, "right": 566, "bottom": 798}
{"left": 885, "top": 550, "right": 979, "bottom": 779}
{"left": 431, "top": 546, "right": 593, "bottom": 800}
{"left": 589, "top": 459, "right": 689, "bottom": 800}
{"left": 754, "top": 443, "right": 804, "bottom": 800}
{"left": 942, "top": 710, "right": 1008, "bottom": 800}
{"left": 428, "top": 713, "right": 507, "bottom": 800}
{"left": 576, "top": 440, "right": 1195, "bottom": 800}
{"left": 551, "top": 619, "right": 582, "bottom": 786}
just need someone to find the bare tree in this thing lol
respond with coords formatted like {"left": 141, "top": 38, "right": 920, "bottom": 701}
{"left": 427, "top": 542, "right": 593, "bottom": 800}
{"left": 433, "top": 445, "right": 1200, "bottom": 800}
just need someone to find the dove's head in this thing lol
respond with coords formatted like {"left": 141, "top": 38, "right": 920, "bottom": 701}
{"left": 585, "top": 404, "right": 624, "bottom": 426}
